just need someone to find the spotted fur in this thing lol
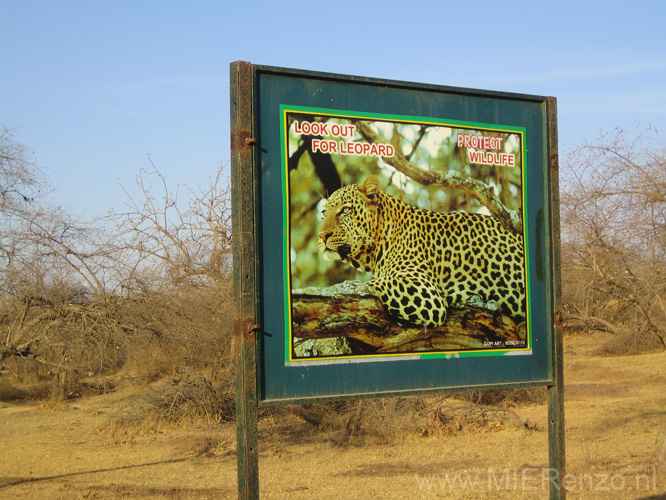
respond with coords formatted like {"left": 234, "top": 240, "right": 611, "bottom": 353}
{"left": 318, "top": 175, "right": 526, "bottom": 326}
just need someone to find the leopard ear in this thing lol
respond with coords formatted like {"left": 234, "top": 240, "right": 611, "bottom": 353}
{"left": 359, "top": 175, "right": 380, "bottom": 201}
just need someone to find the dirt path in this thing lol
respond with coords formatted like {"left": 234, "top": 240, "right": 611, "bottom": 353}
{"left": 1, "top": 334, "right": 665, "bottom": 499}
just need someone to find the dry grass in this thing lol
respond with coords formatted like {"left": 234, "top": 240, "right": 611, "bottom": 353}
{"left": 1, "top": 332, "right": 665, "bottom": 499}
{"left": 454, "top": 386, "right": 547, "bottom": 407}
{"left": 1, "top": 285, "right": 549, "bottom": 447}
{"left": 255, "top": 393, "right": 541, "bottom": 451}
{"left": 108, "top": 370, "right": 235, "bottom": 437}
{"left": 593, "top": 328, "right": 665, "bottom": 356}
{"left": 0, "top": 378, "right": 52, "bottom": 402}
{"left": 1, "top": 282, "right": 664, "bottom": 476}
{"left": 1, "top": 283, "right": 660, "bottom": 453}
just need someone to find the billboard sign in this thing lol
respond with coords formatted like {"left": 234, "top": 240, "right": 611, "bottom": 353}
{"left": 232, "top": 64, "right": 560, "bottom": 404}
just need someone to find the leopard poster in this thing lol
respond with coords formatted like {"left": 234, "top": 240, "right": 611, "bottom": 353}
{"left": 282, "top": 106, "right": 530, "bottom": 363}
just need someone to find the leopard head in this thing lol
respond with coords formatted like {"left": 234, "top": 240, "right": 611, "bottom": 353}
{"left": 317, "top": 175, "right": 380, "bottom": 266}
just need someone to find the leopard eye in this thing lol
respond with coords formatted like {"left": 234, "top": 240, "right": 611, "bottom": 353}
{"left": 339, "top": 206, "right": 351, "bottom": 217}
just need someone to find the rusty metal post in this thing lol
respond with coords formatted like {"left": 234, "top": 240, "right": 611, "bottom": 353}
{"left": 546, "top": 96, "right": 566, "bottom": 499}
{"left": 230, "top": 61, "right": 259, "bottom": 500}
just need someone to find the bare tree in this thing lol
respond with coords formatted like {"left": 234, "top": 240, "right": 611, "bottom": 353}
{"left": 1, "top": 133, "right": 234, "bottom": 395}
{"left": 1, "top": 127, "right": 43, "bottom": 269}
{"left": 0, "top": 127, "right": 45, "bottom": 215}
{"left": 561, "top": 126, "right": 666, "bottom": 348}
{"left": 111, "top": 159, "right": 232, "bottom": 291}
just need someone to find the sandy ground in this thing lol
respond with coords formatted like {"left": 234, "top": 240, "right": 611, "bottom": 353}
{"left": 1, "top": 333, "right": 665, "bottom": 500}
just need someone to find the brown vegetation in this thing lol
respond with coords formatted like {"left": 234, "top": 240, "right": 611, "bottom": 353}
{"left": 2, "top": 124, "right": 666, "bottom": 410}
{"left": 561, "top": 126, "right": 666, "bottom": 351}
{"left": 1, "top": 125, "right": 666, "bottom": 498}
{"left": 1, "top": 333, "right": 665, "bottom": 499}
{"left": 1, "top": 130, "right": 234, "bottom": 406}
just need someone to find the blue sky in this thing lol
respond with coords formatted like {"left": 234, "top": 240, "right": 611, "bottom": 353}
{"left": 1, "top": 0, "right": 665, "bottom": 217}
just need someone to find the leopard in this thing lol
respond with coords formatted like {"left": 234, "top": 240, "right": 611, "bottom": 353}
{"left": 317, "top": 175, "right": 526, "bottom": 326}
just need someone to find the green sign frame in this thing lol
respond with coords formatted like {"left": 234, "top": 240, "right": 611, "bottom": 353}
{"left": 231, "top": 61, "right": 564, "bottom": 499}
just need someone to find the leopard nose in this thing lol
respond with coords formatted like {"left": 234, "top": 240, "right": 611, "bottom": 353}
{"left": 319, "top": 231, "right": 332, "bottom": 243}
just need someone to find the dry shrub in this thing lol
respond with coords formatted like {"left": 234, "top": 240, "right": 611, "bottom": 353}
{"left": 424, "top": 399, "right": 538, "bottom": 436}
{"left": 145, "top": 369, "right": 235, "bottom": 425}
{"left": 594, "top": 329, "right": 665, "bottom": 357}
{"left": 0, "top": 378, "right": 52, "bottom": 401}
{"left": 560, "top": 127, "right": 666, "bottom": 354}
{"left": 190, "top": 434, "right": 234, "bottom": 457}
{"left": 0, "top": 281, "right": 234, "bottom": 402}
{"left": 0, "top": 355, "right": 55, "bottom": 401}
{"left": 281, "top": 400, "right": 355, "bottom": 429}
{"left": 258, "top": 398, "right": 429, "bottom": 447}
{"left": 454, "top": 387, "right": 547, "bottom": 407}
{"left": 110, "top": 369, "right": 235, "bottom": 433}
{"left": 116, "top": 288, "right": 234, "bottom": 383}
{"left": 266, "top": 393, "right": 540, "bottom": 446}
